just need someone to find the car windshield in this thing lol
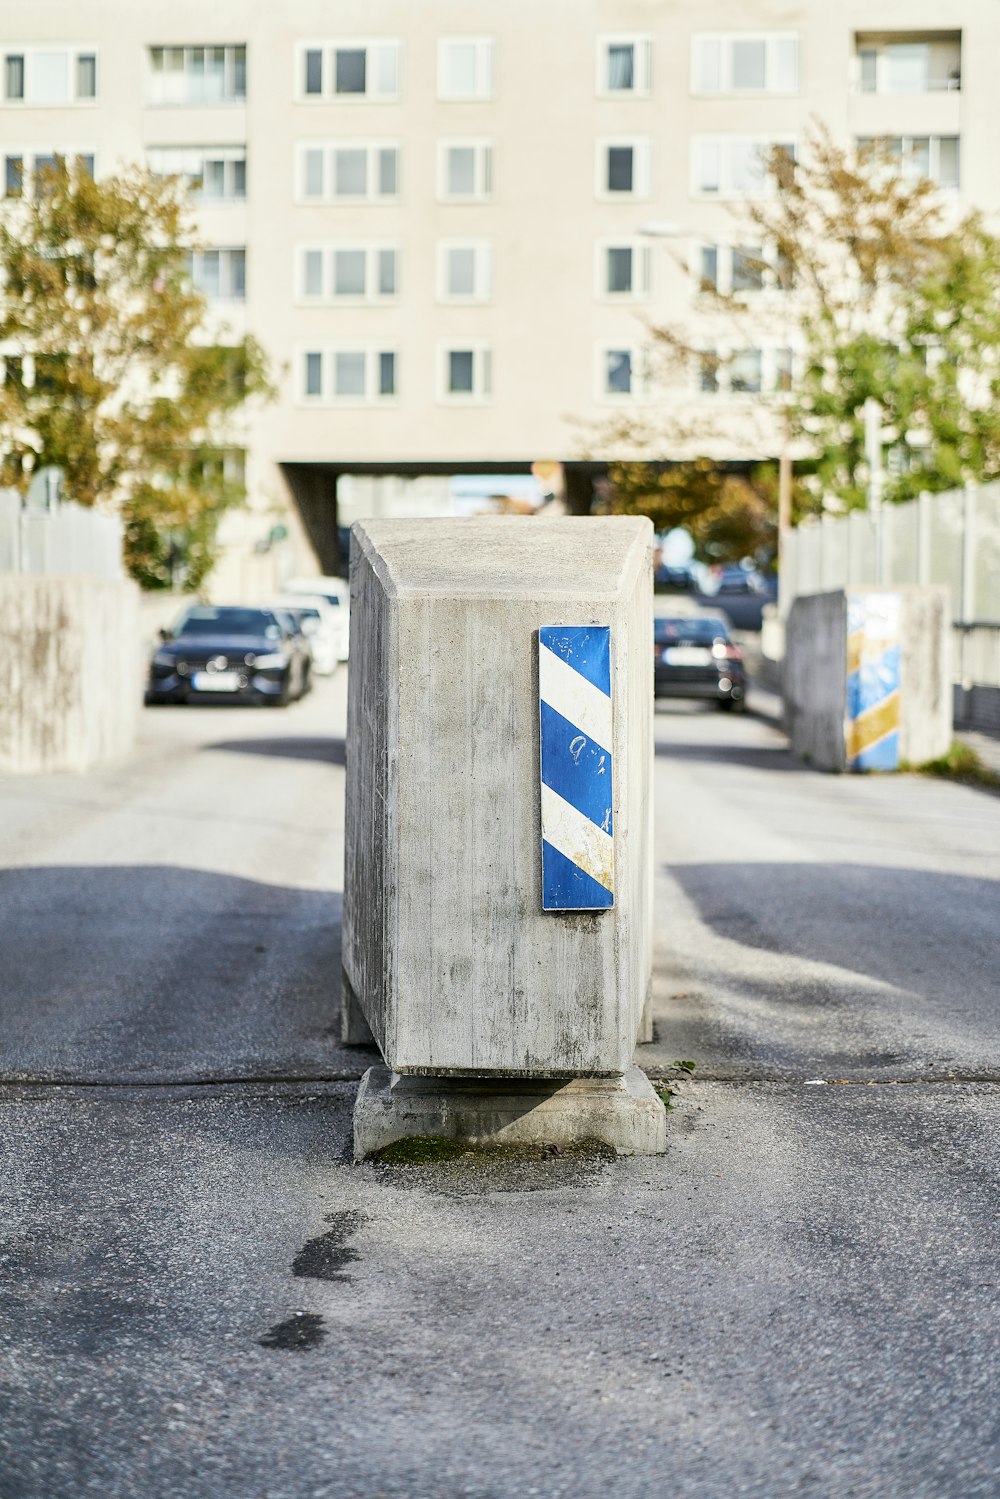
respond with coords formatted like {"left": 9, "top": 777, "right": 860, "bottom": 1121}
{"left": 654, "top": 617, "right": 729, "bottom": 644}
{"left": 174, "top": 607, "right": 279, "bottom": 638}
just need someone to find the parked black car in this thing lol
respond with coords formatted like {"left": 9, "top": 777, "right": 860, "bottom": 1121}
{"left": 147, "top": 605, "right": 312, "bottom": 707}
{"left": 653, "top": 614, "right": 746, "bottom": 710}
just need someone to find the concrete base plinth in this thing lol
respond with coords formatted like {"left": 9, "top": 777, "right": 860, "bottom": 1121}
{"left": 353, "top": 1064, "right": 667, "bottom": 1160}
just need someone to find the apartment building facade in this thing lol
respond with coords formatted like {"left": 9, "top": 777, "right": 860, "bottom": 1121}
{"left": 1, "top": 0, "right": 997, "bottom": 590}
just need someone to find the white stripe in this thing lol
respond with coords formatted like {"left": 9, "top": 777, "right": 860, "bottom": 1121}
{"left": 541, "top": 783, "right": 614, "bottom": 894}
{"left": 538, "top": 643, "right": 613, "bottom": 754}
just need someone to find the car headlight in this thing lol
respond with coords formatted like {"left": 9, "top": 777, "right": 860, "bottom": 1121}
{"left": 251, "top": 652, "right": 287, "bottom": 669}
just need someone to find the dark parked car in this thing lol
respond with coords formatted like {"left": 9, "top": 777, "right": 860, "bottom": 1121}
{"left": 147, "top": 605, "right": 312, "bottom": 707}
{"left": 653, "top": 614, "right": 746, "bottom": 711}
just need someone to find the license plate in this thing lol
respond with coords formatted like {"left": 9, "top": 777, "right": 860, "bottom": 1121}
{"left": 192, "top": 671, "right": 241, "bottom": 692}
{"left": 664, "top": 646, "right": 712, "bottom": 665}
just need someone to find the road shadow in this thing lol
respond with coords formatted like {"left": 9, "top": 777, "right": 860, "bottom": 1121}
{"left": 205, "top": 737, "right": 346, "bottom": 765}
{"left": 655, "top": 740, "right": 800, "bottom": 771}
{"left": 668, "top": 861, "right": 1000, "bottom": 1011}
{"left": 0, "top": 865, "right": 374, "bottom": 1083}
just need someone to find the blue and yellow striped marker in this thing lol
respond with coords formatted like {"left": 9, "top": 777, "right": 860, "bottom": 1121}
{"left": 538, "top": 625, "right": 614, "bottom": 910}
{"left": 845, "top": 593, "right": 901, "bottom": 771}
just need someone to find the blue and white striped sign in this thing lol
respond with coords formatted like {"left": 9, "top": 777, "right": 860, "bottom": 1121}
{"left": 538, "top": 626, "right": 614, "bottom": 911}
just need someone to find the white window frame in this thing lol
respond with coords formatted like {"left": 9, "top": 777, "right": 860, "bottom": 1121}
{"left": 298, "top": 345, "right": 399, "bottom": 405}
{"left": 596, "top": 138, "right": 651, "bottom": 200}
{"left": 695, "top": 344, "right": 794, "bottom": 397}
{"left": 596, "top": 343, "right": 652, "bottom": 403}
{"left": 691, "top": 33, "right": 800, "bottom": 95}
{"left": 2, "top": 147, "right": 97, "bottom": 198}
{"left": 854, "top": 38, "right": 962, "bottom": 96}
{"left": 147, "top": 145, "right": 247, "bottom": 201}
{"left": 693, "top": 241, "right": 790, "bottom": 296}
{"left": 147, "top": 45, "right": 247, "bottom": 106}
{"left": 438, "top": 37, "right": 494, "bottom": 100}
{"left": 437, "top": 139, "right": 493, "bottom": 201}
{"left": 436, "top": 240, "right": 493, "bottom": 303}
{"left": 295, "top": 39, "right": 400, "bottom": 102}
{"left": 856, "top": 134, "right": 960, "bottom": 190}
{"left": 296, "top": 242, "right": 399, "bottom": 304}
{"left": 596, "top": 35, "right": 653, "bottom": 96}
{"left": 438, "top": 342, "right": 493, "bottom": 403}
{"left": 187, "top": 246, "right": 246, "bottom": 302}
{"left": 1, "top": 46, "right": 100, "bottom": 106}
{"left": 595, "top": 240, "right": 652, "bottom": 301}
{"left": 690, "top": 135, "right": 796, "bottom": 199}
{"left": 295, "top": 141, "right": 400, "bottom": 203}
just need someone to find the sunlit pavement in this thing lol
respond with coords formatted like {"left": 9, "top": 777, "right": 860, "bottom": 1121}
{"left": 1, "top": 673, "right": 999, "bottom": 1498}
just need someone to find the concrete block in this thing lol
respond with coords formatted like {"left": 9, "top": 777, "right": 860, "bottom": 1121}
{"left": 784, "top": 586, "right": 951, "bottom": 772}
{"left": 353, "top": 1063, "right": 667, "bottom": 1159}
{"left": 343, "top": 516, "right": 654, "bottom": 1083}
{"left": 0, "top": 575, "right": 142, "bottom": 773}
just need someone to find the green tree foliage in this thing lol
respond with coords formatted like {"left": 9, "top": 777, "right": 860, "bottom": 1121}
{"left": 0, "top": 158, "right": 274, "bottom": 587}
{"left": 748, "top": 129, "right": 1000, "bottom": 508}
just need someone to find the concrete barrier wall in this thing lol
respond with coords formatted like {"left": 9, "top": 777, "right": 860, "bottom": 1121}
{"left": 784, "top": 587, "right": 951, "bottom": 772}
{"left": 0, "top": 575, "right": 142, "bottom": 773}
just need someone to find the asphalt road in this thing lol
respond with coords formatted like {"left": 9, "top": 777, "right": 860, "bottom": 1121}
{"left": 1, "top": 677, "right": 998, "bottom": 1498}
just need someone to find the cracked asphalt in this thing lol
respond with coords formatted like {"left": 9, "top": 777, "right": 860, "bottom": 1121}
{"left": 1, "top": 674, "right": 998, "bottom": 1498}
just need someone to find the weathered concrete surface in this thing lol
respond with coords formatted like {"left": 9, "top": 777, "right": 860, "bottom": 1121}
{"left": 0, "top": 574, "right": 142, "bottom": 773}
{"left": 783, "top": 590, "right": 846, "bottom": 769}
{"left": 353, "top": 1061, "right": 666, "bottom": 1158}
{"left": 343, "top": 517, "right": 654, "bottom": 1079}
{"left": 784, "top": 586, "right": 951, "bottom": 771}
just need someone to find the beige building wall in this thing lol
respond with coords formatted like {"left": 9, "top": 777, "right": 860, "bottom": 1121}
{"left": 1, "top": 0, "right": 997, "bottom": 590}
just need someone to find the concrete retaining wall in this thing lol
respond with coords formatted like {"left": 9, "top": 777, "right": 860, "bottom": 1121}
{"left": 0, "top": 575, "right": 142, "bottom": 773}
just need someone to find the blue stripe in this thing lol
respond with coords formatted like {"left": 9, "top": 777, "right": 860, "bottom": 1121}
{"left": 539, "top": 701, "right": 613, "bottom": 833}
{"left": 847, "top": 644, "right": 901, "bottom": 721}
{"left": 539, "top": 626, "right": 611, "bottom": 696}
{"left": 852, "top": 731, "right": 900, "bottom": 772}
{"left": 542, "top": 839, "right": 613, "bottom": 911}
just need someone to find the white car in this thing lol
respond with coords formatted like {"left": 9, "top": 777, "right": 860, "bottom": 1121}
{"left": 285, "top": 576, "right": 350, "bottom": 661}
{"left": 266, "top": 596, "right": 340, "bottom": 676}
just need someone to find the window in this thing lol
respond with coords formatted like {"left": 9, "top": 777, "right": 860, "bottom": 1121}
{"left": 437, "top": 240, "right": 493, "bottom": 301}
{"left": 855, "top": 34, "right": 961, "bottom": 94}
{"left": 296, "top": 40, "right": 399, "bottom": 100}
{"left": 857, "top": 135, "right": 960, "bottom": 188}
{"left": 696, "top": 346, "right": 793, "bottom": 396}
{"left": 187, "top": 248, "right": 246, "bottom": 301}
{"left": 691, "top": 136, "right": 795, "bottom": 197}
{"left": 1, "top": 47, "right": 100, "bottom": 104}
{"left": 438, "top": 38, "right": 493, "bottom": 99}
{"left": 296, "top": 142, "right": 399, "bottom": 202}
{"left": 299, "top": 347, "right": 397, "bottom": 403}
{"left": 597, "top": 345, "right": 651, "bottom": 401}
{"left": 439, "top": 344, "right": 492, "bottom": 401}
{"left": 2, "top": 149, "right": 95, "bottom": 198}
{"left": 598, "top": 241, "right": 652, "bottom": 299}
{"left": 147, "top": 146, "right": 247, "bottom": 200}
{"left": 697, "top": 243, "right": 784, "bottom": 295}
{"left": 298, "top": 243, "right": 398, "bottom": 302}
{"left": 692, "top": 34, "right": 799, "bottom": 94}
{"left": 438, "top": 140, "right": 493, "bottom": 200}
{"left": 149, "top": 46, "right": 246, "bottom": 104}
{"left": 597, "top": 36, "right": 652, "bottom": 95}
{"left": 596, "top": 139, "right": 651, "bottom": 198}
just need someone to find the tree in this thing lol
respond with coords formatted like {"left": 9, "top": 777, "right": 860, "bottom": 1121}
{"left": 604, "top": 459, "right": 778, "bottom": 564}
{"left": 0, "top": 158, "right": 274, "bottom": 588}
{"left": 596, "top": 128, "right": 1000, "bottom": 545}
{"left": 745, "top": 128, "right": 1000, "bottom": 508}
